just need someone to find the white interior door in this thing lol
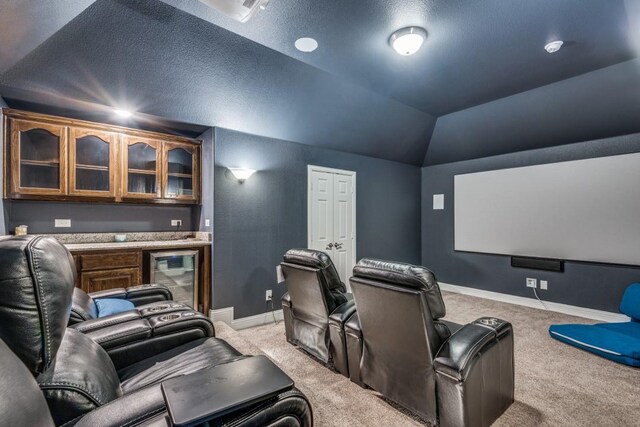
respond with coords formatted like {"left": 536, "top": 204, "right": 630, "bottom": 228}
{"left": 308, "top": 166, "right": 356, "bottom": 286}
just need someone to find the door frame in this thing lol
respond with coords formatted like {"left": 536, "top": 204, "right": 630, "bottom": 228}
{"left": 307, "top": 165, "right": 357, "bottom": 278}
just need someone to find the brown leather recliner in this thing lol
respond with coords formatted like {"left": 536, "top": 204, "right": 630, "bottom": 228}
{"left": 281, "top": 249, "right": 356, "bottom": 377}
{"left": 347, "top": 258, "right": 514, "bottom": 427}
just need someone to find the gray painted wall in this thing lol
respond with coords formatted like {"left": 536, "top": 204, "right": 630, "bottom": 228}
{"left": 4, "top": 201, "right": 196, "bottom": 234}
{"left": 422, "top": 132, "right": 640, "bottom": 313}
{"left": 214, "top": 128, "right": 421, "bottom": 318}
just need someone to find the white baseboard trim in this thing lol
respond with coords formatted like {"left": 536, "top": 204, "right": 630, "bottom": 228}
{"left": 439, "top": 282, "right": 630, "bottom": 323}
{"left": 210, "top": 307, "right": 284, "bottom": 330}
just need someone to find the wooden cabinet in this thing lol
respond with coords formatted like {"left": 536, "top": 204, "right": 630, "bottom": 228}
{"left": 163, "top": 141, "right": 200, "bottom": 203}
{"left": 76, "top": 251, "right": 142, "bottom": 294}
{"left": 69, "top": 127, "right": 118, "bottom": 198}
{"left": 122, "top": 136, "right": 162, "bottom": 200}
{"left": 9, "top": 119, "right": 67, "bottom": 197}
{"left": 82, "top": 268, "right": 141, "bottom": 293}
{"left": 3, "top": 109, "right": 201, "bottom": 205}
{"left": 71, "top": 245, "right": 211, "bottom": 314}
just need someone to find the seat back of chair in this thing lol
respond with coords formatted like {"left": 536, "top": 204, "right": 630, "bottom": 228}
{"left": 70, "top": 287, "right": 99, "bottom": 324}
{"left": 349, "top": 258, "right": 447, "bottom": 423}
{"left": 0, "top": 338, "right": 55, "bottom": 427}
{"left": 281, "top": 249, "right": 348, "bottom": 362}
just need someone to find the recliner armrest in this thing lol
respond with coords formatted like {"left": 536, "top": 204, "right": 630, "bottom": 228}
{"left": 125, "top": 284, "right": 173, "bottom": 305}
{"left": 281, "top": 291, "right": 292, "bottom": 308}
{"left": 70, "top": 310, "right": 142, "bottom": 333}
{"left": 83, "top": 319, "right": 153, "bottom": 350}
{"left": 328, "top": 298, "right": 357, "bottom": 326}
{"left": 434, "top": 317, "right": 511, "bottom": 380}
{"left": 89, "top": 288, "right": 127, "bottom": 300}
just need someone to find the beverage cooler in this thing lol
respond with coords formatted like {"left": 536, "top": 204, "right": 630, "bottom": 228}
{"left": 149, "top": 250, "right": 199, "bottom": 309}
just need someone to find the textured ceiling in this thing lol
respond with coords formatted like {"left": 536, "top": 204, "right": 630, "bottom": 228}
{"left": 164, "top": 0, "right": 637, "bottom": 115}
{"left": 0, "top": 0, "right": 435, "bottom": 165}
{"left": 0, "top": 0, "right": 638, "bottom": 166}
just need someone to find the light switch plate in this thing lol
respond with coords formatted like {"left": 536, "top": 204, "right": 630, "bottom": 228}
{"left": 54, "top": 219, "right": 71, "bottom": 228}
{"left": 540, "top": 280, "right": 548, "bottom": 290}
{"left": 205, "top": 219, "right": 210, "bottom": 227}
{"left": 276, "top": 265, "right": 285, "bottom": 283}
{"left": 433, "top": 194, "right": 444, "bottom": 210}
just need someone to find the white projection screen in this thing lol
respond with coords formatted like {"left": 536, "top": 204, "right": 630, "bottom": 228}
{"left": 454, "top": 153, "right": 640, "bottom": 266}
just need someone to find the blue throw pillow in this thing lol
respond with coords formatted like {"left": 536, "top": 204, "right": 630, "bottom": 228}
{"left": 620, "top": 283, "right": 640, "bottom": 321}
{"left": 95, "top": 298, "right": 135, "bottom": 317}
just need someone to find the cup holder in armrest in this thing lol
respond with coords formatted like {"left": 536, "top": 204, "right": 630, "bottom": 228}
{"left": 158, "top": 313, "right": 182, "bottom": 322}
{"left": 478, "top": 318, "right": 499, "bottom": 327}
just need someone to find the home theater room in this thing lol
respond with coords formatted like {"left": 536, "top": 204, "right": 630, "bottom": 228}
{"left": 0, "top": 0, "right": 638, "bottom": 426}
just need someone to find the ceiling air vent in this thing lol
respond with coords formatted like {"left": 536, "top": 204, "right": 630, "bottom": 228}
{"left": 198, "top": 0, "right": 270, "bottom": 23}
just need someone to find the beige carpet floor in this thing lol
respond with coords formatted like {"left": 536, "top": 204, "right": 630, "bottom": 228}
{"left": 215, "top": 292, "right": 640, "bottom": 426}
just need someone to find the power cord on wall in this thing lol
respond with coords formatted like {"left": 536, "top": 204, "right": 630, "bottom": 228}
{"left": 533, "top": 287, "right": 549, "bottom": 310}
{"left": 266, "top": 297, "right": 278, "bottom": 325}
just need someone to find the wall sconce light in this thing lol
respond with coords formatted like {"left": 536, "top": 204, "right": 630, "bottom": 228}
{"left": 228, "top": 168, "right": 256, "bottom": 183}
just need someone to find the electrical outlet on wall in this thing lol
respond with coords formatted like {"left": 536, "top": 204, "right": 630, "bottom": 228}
{"left": 540, "top": 280, "right": 548, "bottom": 290}
{"left": 171, "top": 219, "right": 182, "bottom": 227}
{"left": 265, "top": 290, "right": 273, "bottom": 301}
{"left": 205, "top": 219, "right": 210, "bottom": 227}
{"left": 526, "top": 278, "right": 537, "bottom": 288}
{"left": 55, "top": 219, "right": 71, "bottom": 228}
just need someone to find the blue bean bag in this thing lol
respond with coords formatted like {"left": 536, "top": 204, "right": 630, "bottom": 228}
{"left": 549, "top": 283, "right": 640, "bottom": 367}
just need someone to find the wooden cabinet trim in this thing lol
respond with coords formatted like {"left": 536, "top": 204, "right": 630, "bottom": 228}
{"left": 161, "top": 141, "right": 201, "bottom": 203}
{"left": 81, "top": 267, "right": 141, "bottom": 294}
{"left": 2, "top": 108, "right": 201, "bottom": 145}
{"left": 80, "top": 251, "right": 141, "bottom": 271}
{"left": 9, "top": 119, "right": 68, "bottom": 197}
{"left": 121, "top": 135, "right": 163, "bottom": 200}
{"left": 68, "top": 127, "right": 118, "bottom": 198}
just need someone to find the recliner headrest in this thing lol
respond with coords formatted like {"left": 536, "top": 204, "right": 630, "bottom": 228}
{"left": 620, "top": 283, "right": 640, "bottom": 321}
{"left": 0, "top": 236, "right": 75, "bottom": 375}
{"left": 283, "top": 249, "right": 334, "bottom": 270}
{"left": 353, "top": 258, "right": 446, "bottom": 319}
{"left": 282, "top": 249, "right": 346, "bottom": 293}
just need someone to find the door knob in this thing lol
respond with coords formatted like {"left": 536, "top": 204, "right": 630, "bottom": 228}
{"left": 334, "top": 243, "right": 343, "bottom": 250}
{"left": 326, "top": 243, "right": 334, "bottom": 250}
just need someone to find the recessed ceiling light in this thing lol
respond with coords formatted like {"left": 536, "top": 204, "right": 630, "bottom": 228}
{"left": 544, "top": 40, "right": 563, "bottom": 53}
{"left": 114, "top": 108, "right": 133, "bottom": 118}
{"left": 295, "top": 37, "right": 318, "bottom": 53}
{"left": 389, "top": 27, "right": 427, "bottom": 56}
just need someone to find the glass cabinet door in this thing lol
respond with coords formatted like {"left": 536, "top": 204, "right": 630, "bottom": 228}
{"left": 69, "top": 128, "right": 117, "bottom": 197}
{"left": 10, "top": 119, "right": 67, "bottom": 195}
{"left": 122, "top": 136, "right": 161, "bottom": 199}
{"left": 162, "top": 142, "right": 199, "bottom": 202}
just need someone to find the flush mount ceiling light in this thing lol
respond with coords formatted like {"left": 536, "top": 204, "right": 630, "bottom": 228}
{"left": 389, "top": 27, "right": 427, "bottom": 56}
{"left": 228, "top": 168, "right": 256, "bottom": 183}
{"left": 295, "top": 37, "right": 318, "bottom": 53}
{"left": 113, "top": 108, "right": 133, "bottom": 118}
{"left": 544, "top": 40, "right": 563, "bottom": 53}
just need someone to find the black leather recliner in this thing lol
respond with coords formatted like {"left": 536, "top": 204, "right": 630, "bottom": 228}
{"left": 281, "top": 249, "right": 356, "bottom": 377}
{"left": 347, "top": 258, "right": 514, "bottom": 427}
{"left": 0, "top": 236, "right": 313, "bottom": 426}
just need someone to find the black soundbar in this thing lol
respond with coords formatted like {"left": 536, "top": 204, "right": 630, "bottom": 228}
{"left": 511, "top": 256, "right": 564, "bottom": 272}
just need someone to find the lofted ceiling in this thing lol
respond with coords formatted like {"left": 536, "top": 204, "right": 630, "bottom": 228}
{"left": 0, "top": 0, "right": 638, "bottom": 165}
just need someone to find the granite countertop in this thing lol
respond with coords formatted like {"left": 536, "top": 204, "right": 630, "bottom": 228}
{"left": 0, "top": 231, "right": 212, "bottom": 251}
{"left": 64, "top": 238, "right": 210, "bottom": 251}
